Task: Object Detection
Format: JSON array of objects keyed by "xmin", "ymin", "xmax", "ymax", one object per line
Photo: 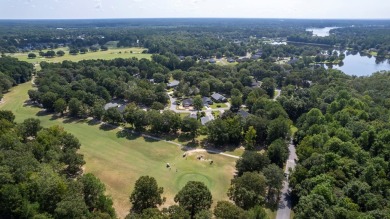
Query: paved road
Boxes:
[
  {"xmin": 276, "ymin": 140, "xmax": 297, "ymax": 219},
  {"xmin": 167, "ymin": 91, "xmax": 231, "ymax": 113}
]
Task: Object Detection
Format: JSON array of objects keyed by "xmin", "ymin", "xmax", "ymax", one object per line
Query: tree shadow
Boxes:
[
  {"xmin": 144, "ymin": 136, "xmax": 160, "ymax": 143},
  {"xmin": 99, "ymin": 123, "xmax": 118, "ymax": 131},
  {"xmin": 87, "ymin": 119, "xmax": 101, "ymax": 126},
  {"xmin": 36, "ymin": 110, "xmax": 51, "ymax": 117},
  {"xmin": 116, "ymin": 129, "xmax": 140, "ymax": 140},
  {"xmin": 63, "ymin": 117, "xmax": 88, "ymax": 124}
]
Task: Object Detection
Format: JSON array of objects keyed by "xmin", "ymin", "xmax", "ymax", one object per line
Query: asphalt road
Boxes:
[{"xmin": 276, "ymin": 140, "xmax": 297, "ymax": 219}]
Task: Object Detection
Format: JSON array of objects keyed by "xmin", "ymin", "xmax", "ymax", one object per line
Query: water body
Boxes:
[
  {"xmin": 326, "ymin": 51, "xmax": 390, "ymax": 76},
  {"xmin": 306, "ymin": 27, "xmax": 339, "ymax": 37}
]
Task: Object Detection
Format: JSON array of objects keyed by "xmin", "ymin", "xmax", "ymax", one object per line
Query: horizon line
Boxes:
[{"xmin": 0, "ymin": 17, "xmax": 390, "ymax": 21}]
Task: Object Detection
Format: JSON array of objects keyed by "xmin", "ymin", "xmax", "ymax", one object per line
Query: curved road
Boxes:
[{"xmin": 276, "ymin": 140, "xmax": 297, "ymax": 219}]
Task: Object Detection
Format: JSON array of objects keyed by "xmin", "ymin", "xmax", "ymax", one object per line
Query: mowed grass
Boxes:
[
  {"xmin": 8, "ymin": 47, "xmax": 151, "ymax": 64},
  {"xmin": 0, "ymin": 82, "xmax": 237, "ymax": 218}
]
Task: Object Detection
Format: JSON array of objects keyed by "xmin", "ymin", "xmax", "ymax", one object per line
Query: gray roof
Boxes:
[
  {"xmin": 182, "ymin": 98, "xmax": 193, "ymax": 106},
  {"xmin": 202, "ymin": 97, "xmax": 213, "ymax": 104},
  {"xmin": 201, "ymin": 115, "xmax": 214, "ymax": 125},
  {"xmin": 189, "ymin": 113, "xmax": 197, "ymax": 119},
  {"xmin": 237, "ymin": 109, "xmax": 250, "ymax": 118},
  {"xmin": 167, "ymin": 80, "xmax": 180, "ymax": 87},
  {"xmin": 104, "ymin": 102, "xmax": 119, "ymax": 110},
  {"xmin": 211, "ymin": 93, "xmax": 226, "ymax": 101}
]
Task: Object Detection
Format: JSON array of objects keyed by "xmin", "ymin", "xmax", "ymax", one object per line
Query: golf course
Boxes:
[{"xmin": 0, "ymin": 81, "xmax": 238, "ymax": 218}]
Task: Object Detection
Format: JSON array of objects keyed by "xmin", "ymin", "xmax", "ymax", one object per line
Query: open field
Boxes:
[
  {"xmin": 8, "ymin": 47, "xmax": 151, "ymax": 64},
  {"xmin": 0, "ymin": 81, "xmax": 237, "ymax": 218}
]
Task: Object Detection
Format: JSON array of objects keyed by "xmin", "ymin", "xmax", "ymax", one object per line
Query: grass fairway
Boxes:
[
  {"xmin": 8, "ymin": 47, "xmax": 151, "ymax": 64},
  {"xmin": 0, "ymin": 82, "xmax": 237, "ymax": 218}
]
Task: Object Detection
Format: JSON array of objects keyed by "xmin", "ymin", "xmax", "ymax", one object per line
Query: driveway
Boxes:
[{"xmin": 276, "ymin": 140, "xmax": 297, "ymax": 219}]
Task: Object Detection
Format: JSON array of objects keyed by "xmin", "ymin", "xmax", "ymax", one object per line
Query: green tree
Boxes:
[
  {"xmin": 247, "ymin": 206, "xmax": 269, "ymax": 219},
  {"xmin": 68, "ymin": 98, "xmax": 83, "ymax": 117},
  {"xmin": 261, "ymin": 78, "xmax": 276, "ymax": 98},
  {"xmin": 267, "ymin": 139, "xmax": 289, "ymax": 167},
  {"xmin": 263, "ymin": 164, "xmax": 284, "ymax": 206},
  {"xmin": 103, "ymin": 107, "xmax": 123, "ymax": 125},
  {"xmin": 181, "ymin": 117, "xmax": 200, "ymax": 140},
  {"xmin": 28, "ymin": 53, "xmax": 36, "ymax": 59},
  {"xmin": 18, "ymin": 118, "xmax": 42, "ymax": 141},
  {"xmin": 244, "ymin": 126, "xmax": 257, "ymax": 150},
  {"xmin": 236, "ymin": 151, "xmax": 270, "ymax": 176},
  {"xmin": 56, "ymin": 50, "xmax": 65, "ymax": 56},
  {"xmin": 40, "ymin": 92, "xmax": 58, "ymax": 112},
  {"xmin": 228, "ymin": 172, "xmax": 267, "ymax": 210},
  {"xmin": 174, "ymin": 181, "xmax": 212, "ymax": 218},
  {"xmin": 193, "ymin": 96, "xmax": 203, "ymax": 111},
  {"xmin": 267, "ymin": 117, "xmax": 290, "ymax": 143},
  {"xmin": 214, "ymin": 201, "xmax": 246, "ymax": 219},
  {"xmin": 54, "ymin": 98, "xmax": 67, "ymax": 115},
  {"xmin": 163, "ymin": 205, "xmax": 190, "ymax": 219},
  {"xmin": 130, "ymin": 176, "xmax": 165, "ymax": 213},
  {"xmin": 230, "ymin": 95, "xmax": 242, "ymax": 112},
  {"xmin": 199, "ymin": 81, "xmax": 210, "ymax": 97},
  {"xmin": 80, "ymin": 48, "xmax": 88, "ymax": 54}
]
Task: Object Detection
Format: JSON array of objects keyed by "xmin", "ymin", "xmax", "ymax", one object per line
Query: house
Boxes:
[
  {"xmin": 201, "ymin": 114, "xmax": 215, "ymax": 125},
  {"xmin": 237, "ymin": 109, "xmax": 250, "ymax": 119},
  {"xmin": 288, "ymin": 57, "xmax": 299, "ymax": 65},
  {"xmin": 251, "ymin": 54, "xmax": 261, "ymax": 60},
  {"xmin": 104, "ymin": 102, "xmax": 126, "ymax": 113},
  {"xmin": 182, "ymin": 98, "xmax": 193, "ymax": 108},
  {"xmin": 209, "ymin": 58, "xmax": 216, "ymax": 64},
  {"xmin": 227, "ymin": 58, "xmax": 235, "ymax": 63},
  {"xmin": 189, "ymin": 112, "xmax": 197, "ymax": 119},
  {"xmin": 211, "ymin": 93, "xmax": 227, "ymax": 103},
  {"xmin": 167, "ymin": 80, "xmax": 180, "ymax": 88},
  {"xmin": 202, "ymin": 97, "xmax": 213, "ymax": 106},
  {"xmin": 251, "ymin": 80, "xmax": 262, "ymax": 88}
]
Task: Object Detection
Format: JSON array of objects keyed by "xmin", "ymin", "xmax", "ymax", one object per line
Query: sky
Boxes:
[{"xmin": 0, "ymin": 0, "xmax": 389, "ymax": 19}]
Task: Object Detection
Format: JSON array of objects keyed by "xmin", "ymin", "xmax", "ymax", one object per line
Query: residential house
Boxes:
[
  {"xmin": 167, "ymin": 80, "xmax": 180, "ymax": 88},
  {"xmin": 202, "ymin": 97, "xmax": 213, "ymax": 106},
  {"xmin": 201, "ymin": 114, "xmax": 215, "ymax": 125},
  {"xmin": 104, "ymin": 102, "xmax": 126, "ymax": 113},
  {"xmin": 211, "ymin": 93, "xmax": 227, "ymax": 103},
  {"xmin": 182, "ymin": 98, "xmax": 193, "ymax": 108},
  {"xmin": 237, "ymin": 109, "xmax": 250, "ymax": 119}
]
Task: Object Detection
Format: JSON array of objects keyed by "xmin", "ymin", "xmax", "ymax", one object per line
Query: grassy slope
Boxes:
[
  {"xmin": 9, "ymin": 47, "xmax": 151, "ymax": 64},
  {"xmin": 0, "ymin": 82, "xmax": 236, "ymax": 218}
]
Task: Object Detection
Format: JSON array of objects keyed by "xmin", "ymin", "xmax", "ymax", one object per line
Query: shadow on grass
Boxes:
[
  {"xmin": 99, "ymin": 123, "xmax": 118, "ymax": 131},
  {"xmin": 36, "ymin": 110, "xmax": 51, "ymax": 117},
  {"xmin": 116, "ymin": 129, "xmax": 140, "ymax": 140},
  {"xmin": 63, "ymin": 117, "xmax": 88, "ymax": 124},
  {"xmin": 87, "ymin": 119, "xmax": 101, "ymax": 126},
  {"xmin": 144, "ymin": 137, "xmax": 159, "ymax": 143}
]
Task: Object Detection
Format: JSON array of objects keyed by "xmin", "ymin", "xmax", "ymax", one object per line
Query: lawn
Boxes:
[
  {"xmin": 0, "ymin": 82, "xmax": 237, "ymax": 218},
  {"xmin": 8, "ymin": 47, "xmax": 151, "ymax": 64}
]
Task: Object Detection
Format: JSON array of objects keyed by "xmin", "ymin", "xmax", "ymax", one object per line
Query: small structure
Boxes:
[
  {"xmin": 288, "ymin": 57, "xmax": 299, "ymax": 65},
  {"xmin": 182, "ymin": 98, "xmax": 194, "ymax": 108},
  {"xmin": 227, "ymin": 58, "xmax": 235, "ymax": 63},
  {"xmin": 189, "ymin": 112, "xmax": 197, "ymax": 119},
  {"xmin": 237, "ymin": 109, "xmax": 250, "ymax": 119},
  {"xmin": 201, "ymin": 114, "xmax": 215, "ymax": 125},
  {"xmin": 209, "ymin": 58, "xmax": 216, "ymax": 64},
  {"xmin": 211, "ymin": 93, "xmax": 227, "ymax": 103},
  {"xmin": 104, "ymin": 102, "xmax": 126, "ymax": 113},
  {"xmin": 202, "ymin": 97, "xmax": 213, "ymax": 106},
  {"xmin": 251, "ymin": 80, "xmax": 262, "ymax": 88},
  {"xmin": 167, "ymin": 80, "xmax": 180, "ymax": 88}
]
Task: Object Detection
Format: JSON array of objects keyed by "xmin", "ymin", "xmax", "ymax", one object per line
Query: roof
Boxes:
[
  {"xmin": 189, "ymin": 113, "xmax": 197, "ymax": 119},
  {"xmin": 167, "ymin": 80, "xmax": 180, "ymax": 87},
  {"xmin": 182, "ymin": 98, "xmax": 193, "ymax": 106},
  {"xmin": 211, "ymin": 93, "xmax": 226, "ymax": 101},
  {"xmin": 104, "ymin": 102, "xmax": 119, "ymax": 110},
  {"xmin": 202, "ymin": 97, "xmax": 213, "ymax": 104},
  {"xmin": 237, "ymin": 109, "xmax": 250, "ymax": 118},
  {"xmin": 209, "ymin": 58, "xmax": 216, "ymax": 63},
  {"xmin": 201, "ymin": 115, "xmax": 215, "ymax": 125}
]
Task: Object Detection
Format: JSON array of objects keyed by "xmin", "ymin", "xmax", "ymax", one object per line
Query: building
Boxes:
[
  {"xmin": 237, "ymin": 109, "xmax": 250, "ymax": 119},
  {"xmin": 189, "ymin": 112, "xmax": 197, "ymax": 119},
  {"xmin": 227, "ymin": 58, "xmax": 235, "ymax": 63},
  {"xmin": 209, "ymin": 58, "xmax": 216, "ymax": 64},
  {"xmin": 211, "ymin": 93, "xmax": 227, "ymax": 103},
  {"xmin": 201, "ymin": 114, "xmax": 215, "ymax": 125},
  {"xmin": 202, "ymin": 97, "xmax": 213, "ymax": 106},
  {"xmin": 182, "ymin": 98, "xmax": 193, "ymax": 108},
  {"xmin": 167, "ymin": 80, "xmax": 180, "ymax": 88},
  {"xmin": 104, "ymin": 102, "xmax": 126, "ymax": 113}
]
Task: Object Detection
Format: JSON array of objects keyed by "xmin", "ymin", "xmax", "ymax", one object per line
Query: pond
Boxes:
[
  {"xmin": 306, "ymin": 27, "xmax": 339, "ymax": 37},
  {"xmin": 325, "ymin": 51, "xmax": 390, "ymax": 76}
]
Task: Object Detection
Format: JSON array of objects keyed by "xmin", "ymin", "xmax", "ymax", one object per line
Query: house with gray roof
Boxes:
[
  {"xmin": 211, "ymin": 93, "xmax": 227, "ymax": 103},
  {"xmin": 201, "ymin": 114, "xmax": 215, "ymax": 125},
  {"xmin": 167, "ymin": 80, "xmax": 180, "ymax": 88}
]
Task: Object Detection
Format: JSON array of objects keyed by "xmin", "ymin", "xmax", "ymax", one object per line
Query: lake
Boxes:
[
  {"xmin": 306, "ymin": 27, "xmax": 339, "ymax": 37},
  {"xmin": 325, "ymin": 51, "xmax": 390, "ymax": 76}
]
